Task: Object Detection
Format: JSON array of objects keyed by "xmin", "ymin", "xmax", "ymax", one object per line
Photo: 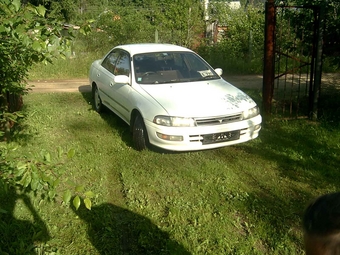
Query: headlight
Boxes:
[
  {"xmin": 242, "ymin": 106, "xmax": 260, "ymax": 120},
  {"xmin": 153, "ymin": 116, "xmax": 196, "ymax": 127}
]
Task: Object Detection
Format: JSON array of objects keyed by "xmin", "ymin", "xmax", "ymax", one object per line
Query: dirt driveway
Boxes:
[
  {"xmin": 28, "ymin": 79, "xmax": 91, "ymax": 93},
  {"xmin": 28, "ymin": 73, "xmax": 340, "ymax": 93},
  {"xmin": 28, "ymin": 75, "xmax": 264, "ymax": 93}
]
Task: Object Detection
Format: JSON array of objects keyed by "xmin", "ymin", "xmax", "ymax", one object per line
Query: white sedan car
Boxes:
[{"xmin": 89, "ymin": 43, "xmax": 261, "ymax": 151}]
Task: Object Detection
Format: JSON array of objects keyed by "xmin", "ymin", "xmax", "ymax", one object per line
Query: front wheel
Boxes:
[
  {"xmin": 93, "ymin": 85, "xmax": 103, "ymax": 113},
  {"xmin": 132, "ymin": 114, "xmax": 149, "ymax": 151}
]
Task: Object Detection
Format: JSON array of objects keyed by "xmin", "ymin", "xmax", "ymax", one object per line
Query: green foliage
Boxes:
[
  {"xmin": 276, "ymin": 0, "xmax": 340, "ymax": 69},
  {"xmin": 0, "ymin": 0, "xmax": 95, "ymax": 211},
  {"xmin": 94, "ymin": 6, "xmax": 155, "ymax": 46},
  {"xmin": 198, "ymin": 5, "xmax": 265, "ymax": 74},
  {"xmin": 0, "ymin": 144, "xmax": 94, "ymax": 209},
  {"xmin": 60, "ymin": 0, "xmax": 205, "ymax": 52},
  {"xmin": 0, "ymin": 0, "xmax": 71, "ymax": 137},
  {"xmin": 147, "ymin": 0, "xmax": 205, "ymax": 47},
  {"xmin": 24, "ymin": 0, "xmax": 79, "ymax": 21},
  {"xmin": 47, "ymin": 0, "xmax": 78, "ymax": 21}
]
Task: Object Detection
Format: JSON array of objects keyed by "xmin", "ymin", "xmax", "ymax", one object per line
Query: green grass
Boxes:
[
  {"xmin": 1, "ymin": 92, "xmax": 340, "ymax": 254},
  {"xmin": 28, "ymin": 53, "xmax": 99, "ymax": 80}
]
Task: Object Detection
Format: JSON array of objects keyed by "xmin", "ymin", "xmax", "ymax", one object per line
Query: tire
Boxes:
[
  {"xmin": 93, "ymin": 85, "xmax": 103, "ymax": 113},
  {"xmin": 132, "ymin": 114, "xmax": 149, "ymax": 151}
]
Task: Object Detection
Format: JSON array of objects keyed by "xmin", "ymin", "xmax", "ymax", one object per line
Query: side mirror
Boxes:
[
  {"xmin": 114, "ymin": 75, "xmax": 130, "ymax": 84},
  {"xmin": 214, "ymin": 68, "xmax": 223, "ymax": 76}
]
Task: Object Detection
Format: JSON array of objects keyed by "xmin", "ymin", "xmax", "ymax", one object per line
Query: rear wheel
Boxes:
[
  {"xmin": 132, "ymin": 114, "xmax": 149, "ymax": 151},
  {"xmin": 93, "ymin": 85, "xmax": 103, "ymax": 113}
]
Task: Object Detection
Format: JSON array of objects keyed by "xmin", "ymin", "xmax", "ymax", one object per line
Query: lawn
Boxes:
[{"xmin": 1, "ymin": 91, "xmax": 339, "ymax": 254}]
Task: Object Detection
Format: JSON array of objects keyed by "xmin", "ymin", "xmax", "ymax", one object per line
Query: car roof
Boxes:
[{"xmin": 115, "ymin": 43, "xmax": 193, "ymax": 56}]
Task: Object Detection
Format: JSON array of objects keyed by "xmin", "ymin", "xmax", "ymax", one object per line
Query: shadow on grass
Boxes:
[
  {"xmin": 249, "ymin": 121, "xmax": 340, "ymax": 187},
  {"xmin": 319, "ymin": 85, "xmax": 340, "ymax": 126},
  {"xmin": 72, "ymin": 202, "xmax": 191, "ymax": 255},
  {"xmin": 0, "ymin": 187, "xmax": 50, "ymax": 255},
  {"xmin": 213, "ymin": 118, "xmax": 340, "ymax": 251},
  {"xmin": 6, "ymin": 102, "xmax": 36, "ymax": 146},
  {"xmin": 80, "ymin": 92, "xmax": 135, "ymax": 148}
]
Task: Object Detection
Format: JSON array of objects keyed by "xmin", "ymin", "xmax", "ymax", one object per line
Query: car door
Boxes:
[
  {"xmin": 107, "ymin": 50, "xmax": 133, "ymax": 123},
  {"xmin": 97, "ymin": 50, "xmax": 120, "ymax": 110}
]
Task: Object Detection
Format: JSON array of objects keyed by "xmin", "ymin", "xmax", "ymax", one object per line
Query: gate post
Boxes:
[
  {"xmin": 310, "ymin": 5, "xmax": 324, "ymax": 120},
  {"xmin": 262, "ymin": 0, "xmax": 275, "ymax": 118}
]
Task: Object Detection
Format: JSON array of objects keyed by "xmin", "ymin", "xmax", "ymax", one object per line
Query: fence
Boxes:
[{"xmin": 263, "ymin": 1, "xmax": 324, "ymax": 120}]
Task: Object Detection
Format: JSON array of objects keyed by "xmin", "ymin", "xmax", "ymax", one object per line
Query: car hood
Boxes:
[{"xmin": 140, "ymin": 79, "xmax": 256, "ymax": 117}]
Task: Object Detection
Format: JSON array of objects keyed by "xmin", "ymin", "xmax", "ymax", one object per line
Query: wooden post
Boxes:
[{"xmin": 262, "ymin": 0, "xmax": 276, "ymax": 118}]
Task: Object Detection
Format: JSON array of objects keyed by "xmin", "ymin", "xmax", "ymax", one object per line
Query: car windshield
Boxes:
[{"xmin": 133, "ymin": 51, "xmax": 220, "ymax": 84}]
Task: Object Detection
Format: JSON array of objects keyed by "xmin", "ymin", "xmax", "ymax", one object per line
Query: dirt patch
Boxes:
[
  {"xmin": 28, "ymin": 79, "xmax": 91, "ymax": 93},
  {"xmin": 27, "ymin": 73, "xmax": 339, "ymax": 93},
  {"xmin": 28, "ymin": 75, "xmax": 263, "ymax": 93}
]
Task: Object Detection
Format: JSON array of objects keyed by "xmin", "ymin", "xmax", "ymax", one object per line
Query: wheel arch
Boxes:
[
  {"xmin": 130, "ymin": 109, "xmax": 142, "ymax": 132},
  {"xmin": 91, "ymin": 81, "xmax": 97, "ymax": 93}
]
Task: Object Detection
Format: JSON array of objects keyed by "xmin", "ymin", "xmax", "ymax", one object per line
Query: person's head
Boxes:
[{"xmin": 303, "ymin": 192, "xmax": 340, "ymax": 255}]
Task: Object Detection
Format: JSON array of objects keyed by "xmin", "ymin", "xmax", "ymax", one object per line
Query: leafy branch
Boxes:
[{"xmin": 0, "ymin": 145, "xmax": 94, "ymax": 210}]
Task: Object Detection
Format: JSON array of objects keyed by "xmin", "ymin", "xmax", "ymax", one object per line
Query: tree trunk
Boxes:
[{"xmin": 0, "ymin": 91, "xmax": 23, "ymax": 141}]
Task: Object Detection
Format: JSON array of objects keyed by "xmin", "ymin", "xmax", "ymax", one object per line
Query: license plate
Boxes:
[{"xmin": 202, "ymin": 131, "xmax": 240, "ymax": 145}]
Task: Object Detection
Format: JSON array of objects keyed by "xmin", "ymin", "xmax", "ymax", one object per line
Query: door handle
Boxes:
[
  {"xmin": 110, "ymin": 82, "xmax": 114, "ymax": 87},
  {"xmin": 97, "ymin": 73, "xmax": 100, "ymax": 77}
]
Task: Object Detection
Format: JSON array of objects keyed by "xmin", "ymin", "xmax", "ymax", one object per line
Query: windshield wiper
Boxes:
[
  {"xmin": 191, "ymin": 75, "xmax": 219, "ymax": 82},
  {"xmin": 156, "ymin": 79, "xmax": 181, "ymax": 84}
]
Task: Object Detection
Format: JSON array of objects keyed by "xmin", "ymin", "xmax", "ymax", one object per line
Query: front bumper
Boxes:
[{"xmin": 144, "ymin": 114, "xmax": 262, "ymax": 151}]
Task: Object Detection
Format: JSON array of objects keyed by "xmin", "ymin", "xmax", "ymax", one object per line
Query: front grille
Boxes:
[
  {"xmin": 195, "ymin": 114, "xmax": 242, "ymax": 126},
  {"xmin": 189, "ymin": 130, "xmax": 241, "ymax": 144}
]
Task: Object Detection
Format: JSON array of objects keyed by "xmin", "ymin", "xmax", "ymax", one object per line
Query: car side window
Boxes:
[
  {"xmin": 115, "ymin": 52, "xmax": 131, "ymax": 76},
  {"xmin": 101, "ymin": 51, "xmax": 119, "ymax": 74}
]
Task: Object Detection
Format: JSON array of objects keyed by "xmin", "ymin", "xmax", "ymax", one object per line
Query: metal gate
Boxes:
[{"xmin": 263, "ymin": 1, "xmax": 324, "ymax": 120}]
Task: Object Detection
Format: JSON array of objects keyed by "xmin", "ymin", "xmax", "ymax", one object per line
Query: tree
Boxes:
[
  {"xmin": 201, "ymin": 1, "xmax": 264, "ymax": 73},
  {"xmin": 0, "ymin": 0, "xmax": 93, "ymax": 209},
  {"xmin": 22, "ymin": 0, "xmax": 79, "ymax": 21},
  {"xmin": 146, "ymin": 0, "xmax": 205, "ymax": 47},
  {"xmin": 0, "ymin": 0, "xmax": 68, "ymax": 137},
  {"xmin": 77, "ymin": 0, "xmax": 205, "ymax": 50}
]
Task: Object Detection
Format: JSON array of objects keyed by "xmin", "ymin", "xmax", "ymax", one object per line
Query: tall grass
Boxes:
[
  {"xmin": 1, "ymin": 91, "xmax": 339, "ymax": 254},
  {"xmin": 29, "ymin": 34, "xmax": 107, "ymax": 80},
  {"xmin": 197, "ymin": 43, "xmax": 264, "ymax": 75}
]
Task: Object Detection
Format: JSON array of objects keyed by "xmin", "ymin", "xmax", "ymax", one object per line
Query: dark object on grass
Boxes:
[{"xmin": 303, "ymin": 192, "xmax": 340, "ymax": 255}]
